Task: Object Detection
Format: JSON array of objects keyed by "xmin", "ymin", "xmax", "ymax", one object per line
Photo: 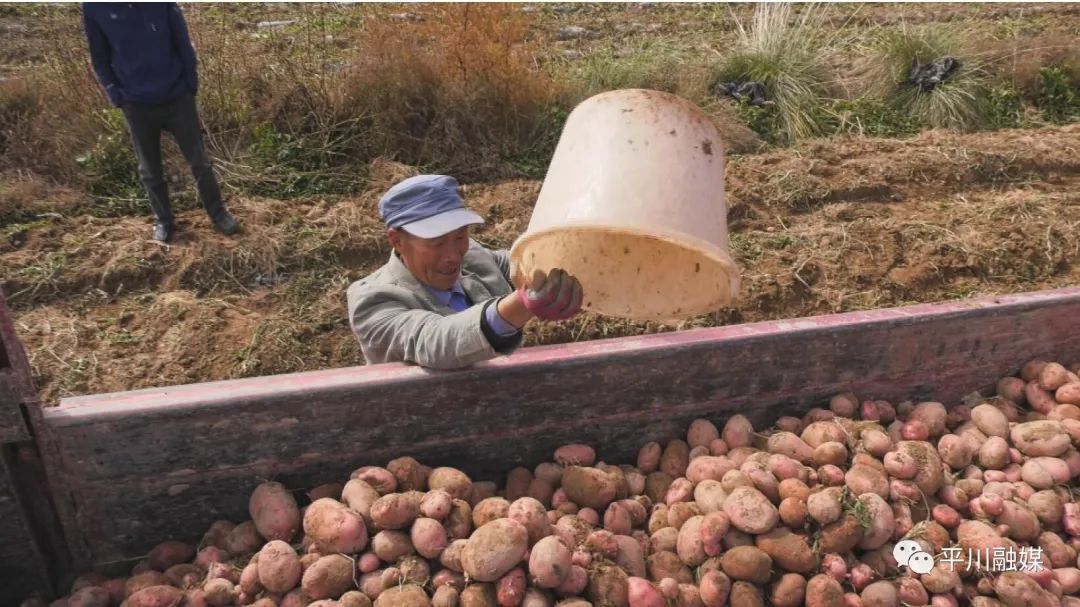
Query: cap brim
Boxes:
[{"xmin": 401, "ymin": 209, "xmax": 485, "ymax": 239}]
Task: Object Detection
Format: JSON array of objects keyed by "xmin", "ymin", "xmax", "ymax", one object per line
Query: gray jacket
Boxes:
[{"xmin": 346, "ymin": 240, "xmax": 523, "ymax": 369}]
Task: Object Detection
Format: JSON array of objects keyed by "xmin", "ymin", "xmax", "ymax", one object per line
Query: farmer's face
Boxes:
[{"xmin": 389, "ymin": 226, "xmax": 470, "ymax": 291}]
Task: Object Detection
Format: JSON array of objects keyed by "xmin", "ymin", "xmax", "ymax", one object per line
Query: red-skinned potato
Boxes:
[
  {"xmin": 729, "ymin": 580, "xmax": 765, "ymax": 606},
  {"xmin": 194, "ymin": 546, "xmax": 229, "ymax": 571},
  {"xmin": 418, "ymin": 489, "xmax": 453, "ymax": 521},
  {"xmin": 407, "ymin": 517, "xmax": 447, "ymax": 560},
  {"xmin": 554, "ymin": 444, "xmax": 596, "ymax": 467},
  {"xmin": 1057, "ymin": 383, "xmax": 1080, "ymax": 405},
  {"xmin": 460, "ymin": 518, "xmax": 528, "ymax": 583},
  {"xmin": 1026, "ymin": 382, "xmax": 1059, "ymax": 415},
  {"xmin": 126, "ymin": 572, "xmax": 169, "ymax": 598},
  {"xmin": 768, "ymin": 573, "xmax": 806, "ymax": 607},
  {"xmin": 495, "ymin": 567, "xmax": 527, "ymax": 606},
  {"xmin": 860, "ymin": 581, "xmax": 898, "ymax": 607},
  {"xmin": 561, "ymin": 466, "xmax": 618, "ymax": 510},
  {"xmin": 720, "ymin": 546, "xmax": 772, "ymax": 584},
  {"xmin": 724, "ymin": 487, "xmax": 779, "ymax": 535},
  {"xmin": 301, "ymin": 554, "xmax": 355, "ymax": 600},
  {"xmin": 555, "ymin": 565, "xmax": 588, "ymax": 597},
  {"xmin": 341, "ymin": 480, "xmax": 381, "ymax": 524},
  {"xmin": 125, "ymin": 586, "xmax": 185, "ymax": 607},
  {"xmin": 999, "ymin": 377, "xmax": 1027, "ymax": 404},
  {"xmin": 805, "ymin": 574, "xmax": 844, "ymax": 607},
  {"xmin": 660, "ymin": 440, "xmax": 690, "ymax": 479},
  {"xmin": 239, "ymin": 562, "xmax": 261, "ymax": 596},
  {"xmin": 249, "ymin": 482, "xmax": 301, "ymax": 543},
  {"xmin": 372, "ymin": 584, "xmax": 428, "ymax": 607},
  {"xmin": 688, "ymin": 419, "xmax": 721, "ymax": 449},
  {"xmin": 428, "ymin": 467, "xmax": 472, "ymax": 501},
  {"xmin": 386, "ymin": 457, "xmax": 426, "ymax": 492},
  {"xmin": 200, "ymin": 521, "xmax": 235, "ymax": 552},
  {"xmin": 994, "ymin": 572, "xmax": 1056, "ymax": 606},
  {"xmin": 369, "ymin": 493, "xmax": 420, "ymax": 530},
  {"xmin": 304, "ymin": 499, "xmax": 368, "ymax": 554},
  {"xmin": 807, "ymin": 488, "xmax": 843, "ymax": 526},
  {"xmin": 723, "ymin": 416, "xmax": 754, "ymax": 449},
  {"xmin": 801, "ymin": 422, "xmax": 847, "ymax": 449},
  {"xmin": 224, "ymin": 521, "xmax": 263, "ymax": 558},
  {"xmin": 637, "ymin": 442, "xmax": 662, "ymax": 474},
  {"xmin": 1039, "ymin": 363, "xmax": 1070, "ymax": 391},
  {"xmin": 163, "ymin": 564, "xmax": 203, "ymax": 589},
  {"xmin": 147, "ymin": 541, "xmax": 195, "ymax": 572},
  {"xmin": 258, "ymin": 540, "xmax": 302, "ymax": 594},
  {"xmin": 910, "ymin": 402, "xmax": 947, "ymax": 436},
  {"xmin": 350, "ymin": 467, "xmax": 397, "ymax": 495},
  {"xmin": 768, "ymin": 432, "xmax": 814, "ymax": 464}
]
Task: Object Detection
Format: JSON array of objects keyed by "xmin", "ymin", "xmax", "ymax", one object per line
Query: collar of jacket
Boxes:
[{"xmin": 386, "ymin": 249, "xmax": 496, "ymax": 311}]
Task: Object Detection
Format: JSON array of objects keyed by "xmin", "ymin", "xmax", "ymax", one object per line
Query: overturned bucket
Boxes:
[{"xmin": 510, "ymin": 89, "xmax": 741, "ymax": 322}]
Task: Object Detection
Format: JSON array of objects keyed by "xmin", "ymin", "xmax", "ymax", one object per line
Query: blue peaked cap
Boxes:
[{"xmin": 378, "ymin": 174, "xmax": 484, "ymax": 238}]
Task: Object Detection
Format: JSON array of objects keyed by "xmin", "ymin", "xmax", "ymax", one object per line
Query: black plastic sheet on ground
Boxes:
[
  {"xmin": 711, "ymin": 79, "xmax": 773, "ymax": 107},
  {"xmin": 908, "ymin": 56, "xmax": 961, "ymax": 92}
]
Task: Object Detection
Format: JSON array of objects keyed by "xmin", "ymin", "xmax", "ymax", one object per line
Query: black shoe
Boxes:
[
  {"xmin": 212, "ymin": 211, "xmax": 240, "ymax": 236},
  {"xmin": 152, "ymin": 223, "xmax": 175, "ymax": 242}
]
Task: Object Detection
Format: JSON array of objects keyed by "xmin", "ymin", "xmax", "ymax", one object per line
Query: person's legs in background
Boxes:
[
  {"xmin": 167, "ymin": 94, "xmax": 239, "ymax": 235},
  {"xmin": 122, "ymin": 103, "xmax": 175, "ymax": 242}
]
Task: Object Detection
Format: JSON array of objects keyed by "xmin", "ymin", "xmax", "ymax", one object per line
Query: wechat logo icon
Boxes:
[{"xmin": 894, "ymin": 539, "xmax": 934, "ymax": 575}]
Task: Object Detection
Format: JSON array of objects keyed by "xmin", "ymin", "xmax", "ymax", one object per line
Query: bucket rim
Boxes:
[
  {"xmin": 508, "ymin": 222, "xmax": 742, "ymax": 321},
  {"xmin": 510, "ymin": 222, "xmax": 740, "ymax": 274}
]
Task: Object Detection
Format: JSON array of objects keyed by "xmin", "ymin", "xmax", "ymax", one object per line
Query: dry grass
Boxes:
[
  {"xmin": 709, "ymin": 3, "xmax": 842, "ymax": 143},
  {"xmin": 330, "ymin": 4, "xmax": 566, "ymax": 179},
  {"xmin": 989, "ymin": 34, "xmax": 1080, "ymax": 101},
  {"xmin": 0, "ymin": 4, "xmax": 566, "ymax": 204},
  {"xmin": 0, "ymin": 12, "xmax": 102, "ymax": 183},
  {"xmin": 863, "ymin": 24, "xmax": 996, "ymax": 131},
  {"xmin": 2, "ymin": 2, "xmax": 1079, "ymax": 203}
]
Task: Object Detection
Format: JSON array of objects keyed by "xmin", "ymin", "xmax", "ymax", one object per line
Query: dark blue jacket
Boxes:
[{"xmin": 82, "ymin": 3, "xmax": 198, "ymax": 107}]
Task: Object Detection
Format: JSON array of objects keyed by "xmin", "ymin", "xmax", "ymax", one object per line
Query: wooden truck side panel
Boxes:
[{"xmin": 40, "ymin": 287, "xmax": 1080, "ymax": 571}]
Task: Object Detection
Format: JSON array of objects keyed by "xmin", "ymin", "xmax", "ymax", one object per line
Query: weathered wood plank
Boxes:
[
  {"xmin": 0, "ymin": 449, "xmax": 54, "ymax": 605},
  {"xmin": 43, "ymin": 287, "xmax": 1080, "ymax": 569},
  {"xmin": 0, "ymin": 288, "xmax": 32, "ymax": 443},
  {"xmin": 0, "ymin": 370, "xmax": 30, "ymax": 443},
  {"xmin": 0, "ymin": 290, "xmax": 74, "ymax": 605},
  {"xmin": 0, "ymin": 291, "xmax": 35, "ymax": 403},
  {"xmin": 0, "ymin": 443, "xmax": 74, "ymax": 606}
]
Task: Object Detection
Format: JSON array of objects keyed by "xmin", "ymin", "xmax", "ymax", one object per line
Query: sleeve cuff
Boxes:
[
  {"xmin": 479, "ymin": 298, "xmax": 523, "ymax": 355},
  {"xmin": 483, "ymin": 299, "xmax": 519, "ymax": 337}
]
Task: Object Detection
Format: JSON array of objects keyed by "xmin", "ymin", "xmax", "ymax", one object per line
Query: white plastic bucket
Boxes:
[{"xmin": 510, "ymin": 89, "xmax": 741, "ymax": 322}]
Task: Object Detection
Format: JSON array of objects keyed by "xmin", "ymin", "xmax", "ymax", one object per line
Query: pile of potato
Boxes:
[{"xmin": 35, "ymin": 359, "xmax": 1080, "ymax": 607}]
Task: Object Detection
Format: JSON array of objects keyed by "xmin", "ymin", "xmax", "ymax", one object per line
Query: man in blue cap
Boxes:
[
  {"xmin": 347, "ymin": 175, "xmax": 584, "ymax": 369},
  {"xmin": 82, "ymin": 3, "xmax": 239, "ymax": 242}
]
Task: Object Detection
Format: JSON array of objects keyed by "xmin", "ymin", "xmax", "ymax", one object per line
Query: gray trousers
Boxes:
[{"xmin": 121, "ymin": 94, "xmax": 225, "ymax": 226}]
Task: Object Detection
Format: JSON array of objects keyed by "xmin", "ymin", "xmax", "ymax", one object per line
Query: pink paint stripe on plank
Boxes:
[{"xmin": 46, "ymin": 286, "xmax": 1080, "ymax": 422}]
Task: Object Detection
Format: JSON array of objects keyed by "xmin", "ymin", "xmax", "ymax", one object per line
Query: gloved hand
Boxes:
[{"xmin": 517, "ymin": 268, "xmax": 583, "ymax": 321}]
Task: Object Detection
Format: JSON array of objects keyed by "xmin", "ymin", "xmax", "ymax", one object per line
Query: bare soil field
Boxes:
[{"xmin": 1, "ymin": 3, "xmax": 1079, "ymax": 404}]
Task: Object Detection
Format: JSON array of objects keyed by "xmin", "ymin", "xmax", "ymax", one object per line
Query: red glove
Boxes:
[{"xmin": 517, "ymin": 269, "xmax": 583, "ymax": 321}]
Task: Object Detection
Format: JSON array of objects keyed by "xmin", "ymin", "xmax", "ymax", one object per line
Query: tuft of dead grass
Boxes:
[
  {"xmin": 709, "ymin": 3, "xmax": 841, "ymax": 144},
  {"xmin": 332, "ymin": 4, "xmax": 566, "ymax": 180},
  {"xmin": 864, "ymin": 24, "xmax": 997, "ymax": 131},
  {"xmin": 986, "ymin": 34, "xmax": 1080, "ymax": 102}
]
